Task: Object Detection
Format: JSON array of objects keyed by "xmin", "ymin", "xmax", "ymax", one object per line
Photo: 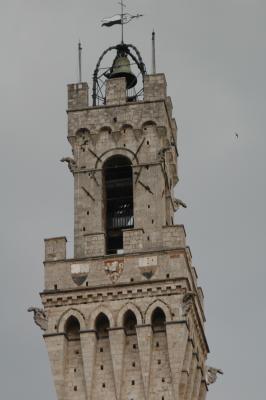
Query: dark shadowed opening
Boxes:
[
  {"xmin": 123, "ymin": 310, "xmax": 137, "ymax": 335},
  {"xmin": 65, "ymin": 316, "xmax": 80, "ymax": 340},
  {"xmin": 151, "ymin": 307, "xmax": 166, "ymax": 332},
  {"xmin": 103, "ymin": 155, "xmax": 133, "ymax": 254},
  {"xmin": 95, "ymin": 313, "xmax": 110, "ymax": 338}
]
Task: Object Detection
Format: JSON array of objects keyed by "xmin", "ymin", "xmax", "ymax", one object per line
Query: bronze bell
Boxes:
[{"xmin": 109, "ymin": 54, "xmax": 137, "ymax": 89}]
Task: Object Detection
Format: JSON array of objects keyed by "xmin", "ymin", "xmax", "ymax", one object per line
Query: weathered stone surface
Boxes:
[{"xmin": 36, "ymin": 73, "xmax": 211, "ymax": 400}]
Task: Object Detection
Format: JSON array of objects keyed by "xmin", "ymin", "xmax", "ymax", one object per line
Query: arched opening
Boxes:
[
  {"xmin": 95, "ymin": 313, "xmax": 110, "ymax": 338},
  {"xmin": 123, "ymin": 310, "xmax": 137, "ymax": 335},
  {"xmin": 103, "ymin": 155, "xmax": 134, "ymax": 254},
  {"xmin": 151, "ymin": 308, "xmax": 166, "ymax": 332},
  {"xmin": 65, "ymin": 316, "xmax": 80, "ymax": 340}
]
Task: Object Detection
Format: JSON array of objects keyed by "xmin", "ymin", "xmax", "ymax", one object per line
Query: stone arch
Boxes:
[
  {"xmin": 117, "ymin": 303, "xmax": 143, "ymax": 327},
  {"xmin": 145, "ymin": 299, "xmax": 172, "ymax": 324},
  {"xmin": 75, "ymin": 128, "xmax": 91, "ymax": 146},
  {"xmin": 95, "ymin": 148, "xmax": 139, "ymax": 169},
  {"xmin": 99, "ymin": 126, "xmax": 112, "ymax": 134},
  {"xmin": 57, "ymin": 308, "xmax": 86, "ymax": 332},
  {"xmin": 76, "ymin": 127, "xmax": 90, "ymax": 136},
  {"xmin": 88, "ymin": 305, "xmax": 115, "ymax": 330},
  {"xmin": 142, "ymin": 120, "xmax": 157, "ymax": 130},
  {"xmin": 121, "ymin": 123, "xmax": 133, "ymax": 133}
]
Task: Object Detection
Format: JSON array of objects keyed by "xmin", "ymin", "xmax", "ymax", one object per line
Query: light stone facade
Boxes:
[{"xmin": 38, "ymin": 72, "xmax": 210, "ymax": 400}]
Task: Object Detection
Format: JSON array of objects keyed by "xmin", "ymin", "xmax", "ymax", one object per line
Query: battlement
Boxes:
[
  {"xmin": 144, "ymin": 74, "xmax": 167, "ymax": 101},
  {"xmin": 44, "ymin": 237, "xmax": 67, "ymax": 261},
  {"xmin": 68, "ymin": 82, "xmax": 89, "ymax": 110},
  {"xmin": 67, "ymin": 74, "xmax": 167, "ymax": 111}
]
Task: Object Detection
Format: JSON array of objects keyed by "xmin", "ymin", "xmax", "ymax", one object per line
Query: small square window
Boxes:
[
  {"xmin": 74, "ymin": 386, "xmax": 77, "ymax": 391},
  {"xmin": 162, "ymin": 378, "xmax": 165, "ymax": 383},
  {"xmin": 100, "ymin": 365, "xmax": 104, "ymax": 370},
  {"xmin": 102, "ymin": 383, "xmax": 106, "ymax": 388},
  {"xmin": 132, "ymin": 362, "xmax": 135, "ymax": 367},
  {"xmin": 100, "ymin": 348, "xmax": 103, "ymax": 352},
  {"xmin": 133, "ymin": 344, "xmax": 137, "ymax": 349},
  {"xmin": 158, "ymin": 360, "xmax": 161, "ymax": 365},
  {"xmin": 156, "ymin": 342, "xmax": 160, "ymax": 348},
  {"xmin": 131, "ymin": 380, "xmax": 135, "ymax": 386}
]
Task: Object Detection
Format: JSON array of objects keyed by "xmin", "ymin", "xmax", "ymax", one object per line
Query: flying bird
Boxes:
[{"xmin": 235, "ymin": 132, "xmax": 239, "ymax": 139}]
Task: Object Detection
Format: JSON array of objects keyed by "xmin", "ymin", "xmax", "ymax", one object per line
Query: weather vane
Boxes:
[{"xmin": 101, "ymin": 0, "xmax": 143, "ymax": 43}]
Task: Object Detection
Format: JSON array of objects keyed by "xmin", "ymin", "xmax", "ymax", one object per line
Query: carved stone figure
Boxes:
[
  {"xmin": 181, "ymin": 291, "xmax": 196, "ymax": 316},
  {"xmin": 28, "ymin": 307, "xmax": 48, "ymax": 331},
  {"xmin": 60, "ymin": 157, "xmax": 76, "ymax": 173},
  {"xmin": 206, "ymin": 366, "xmax": 224, "ymax": 385},
  {"xmin": 173, "ymin": 198, "xmax": 187, "ymax": 211}
]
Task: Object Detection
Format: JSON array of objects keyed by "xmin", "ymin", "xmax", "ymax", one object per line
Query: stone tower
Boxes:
[{"xmin": 29, "ymin": 39, "xmax": 221, "ymax": 400}]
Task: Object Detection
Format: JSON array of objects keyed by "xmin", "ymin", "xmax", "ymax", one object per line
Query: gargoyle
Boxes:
[
  {"xmin": 28, "ymin": 307, "xmax": 48, "ymax": 331},
  {"xmin": 173, "ymin": 198, "xmax": 187, "ymax": 211},
  {"xmin": 61, "ymin": 157, "xmax": 76, "ymax": 173},
  {"xmin": 181, "ymin": 291, "xmax": 196, "ymax": 317},
  {"xmin": 206, "ymin": 366, "xmax": 223, "ymax": 385}
]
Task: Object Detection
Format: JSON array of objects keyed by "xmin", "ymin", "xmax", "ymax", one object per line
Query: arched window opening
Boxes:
[
  {"xmin": 95, "ymin": 313, "xmax": 110, "ymax": 339},
  {"xmin": 151, "ymin": 308, "xmax": 166, "ymax": 332},
  {"xmin": 123, "ymin": 310, "xmax": 137, "ymax": 335},
  {"xmin": 65, "ymin": 316, "xmax": 80, "ymax": 340},
  {"xmin": 103, "ymin": 155, "xmax": 134, "ymax": 254}
]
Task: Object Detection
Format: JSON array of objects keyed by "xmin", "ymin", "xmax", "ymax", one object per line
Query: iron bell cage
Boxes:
[{"xmin": 92, "ymin": 43, "xmax": 146, "ymax": 106}]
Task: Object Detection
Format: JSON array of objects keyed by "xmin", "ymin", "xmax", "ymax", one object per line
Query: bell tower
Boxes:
[{"xmin": 29, "ymin": 25, "xmax": 222, "ymax": 400}]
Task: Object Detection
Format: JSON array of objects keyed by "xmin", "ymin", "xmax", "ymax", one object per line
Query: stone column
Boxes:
[
  {"xmin": 198, "ymin": 381, "xmax": 208, "ymax": 400},
  {"xmin": 109, "ymin": 328, "xmax": 126, "ymax": 400},
  {"xmin": 166, "ymin": 321, "xmax": 189, "ymax": 399},
  {"xmin": 44, "ymin": 333, "xmax": 67, "ymax": 400},
  {"xmin": 191, "ymin": 367, "xmax": 202, "ymax": 400},
  {"xmin": 185, "ymin": 352, "xmax": 198, "ymax": 400},
  {"xmin": 80, "ymin": 330, "xmax": 97, "ymax": 400},
  {"xmin": 136, "ymin": 325, "xmax": 153, "ymax": 400},
  {"xmin": 179, "ymin": 339, "xmax": 193, "ymax": 400}
]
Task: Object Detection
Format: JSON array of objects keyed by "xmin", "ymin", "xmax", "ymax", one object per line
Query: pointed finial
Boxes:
[
  {"xmin": 152, "ymin": 30, "xmax": 156, "ymax": 74},
  {"xmin": 78, "ymin": 41, "xmax": 82, "ymax": 83}
]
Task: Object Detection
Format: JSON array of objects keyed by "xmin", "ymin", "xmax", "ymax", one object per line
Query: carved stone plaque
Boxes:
[
  {"xmin": 71, "ymin": 263, "xmax": 90, "ymax": 286},
  {"xmin": 104, "ymin": 260, "xmax": 124, "ymax": 283},
  {"xmin": 138, "ymin": 256, "xmax": 158, "ymax": 279}
]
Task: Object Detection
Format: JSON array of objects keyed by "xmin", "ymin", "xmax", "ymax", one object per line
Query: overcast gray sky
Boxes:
[{"xmin": 0, "ymin": 0, "xmax": 265, "ymax": 399}]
